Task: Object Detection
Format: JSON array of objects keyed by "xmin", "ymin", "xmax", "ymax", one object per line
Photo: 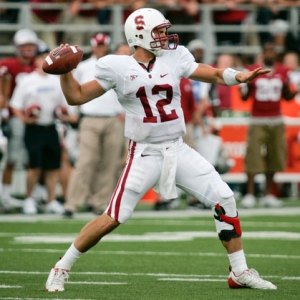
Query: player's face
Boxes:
[
  {"xmin": 153, "ymin": 26, "xmax": 167, "ymax": 48},
  {"xmin": 263, "ymin": 45, "xmax": 277, "ymax": 66},
  {"xmin": 93, "ymin": 44, "xmax": 110, "ymax": 59},
  {"xmin": 17, "ymin": 43, "xmax": 37, "ymax": 59},
  {"xmin": 217, "ymin": 54, "xmax": 233, "ymax": 69},
  {"xmin": 192, "ymin": 48, "xmax": 204, "ymax": 63},
  {"xmin": 283, "ymin": 53, "xmax": 299, "ymax": 71}
]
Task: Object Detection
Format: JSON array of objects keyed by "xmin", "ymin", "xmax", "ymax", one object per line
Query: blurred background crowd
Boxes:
[
  {"xmin": 0, "ymin": 0, "xmax": 300, "ymax": 215},
  {"xmin": 1, "ymin": 1, "xmax": 300, "ymax": 59}
]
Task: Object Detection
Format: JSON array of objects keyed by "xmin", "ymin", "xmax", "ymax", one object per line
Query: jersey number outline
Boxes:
[{"xmin": 136, "ymin": 84, "xmax": 179, "ymax": 123}]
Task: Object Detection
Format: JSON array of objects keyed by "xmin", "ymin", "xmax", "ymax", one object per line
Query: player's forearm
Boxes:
[
  {"xmin": 0, "ymin": 77, "xmax": 11, "ymax": 108},
  {"xmin": 60, "ymin": 72, "xmax": 85, "ymax": 106},
  {"xmin": 10, "ymin": 107, "xmax": 25, "ymax": 123},
  {"xmin": 189, "ymin": 64, "xmax": 226, "ymax": 85},
  {"xmin": 60, "ymin": 73, "xmax": 106, "ymax": 106},
  {"xmin": 0, "ymin": 94, "xmax": 4, "ymax": 109}
]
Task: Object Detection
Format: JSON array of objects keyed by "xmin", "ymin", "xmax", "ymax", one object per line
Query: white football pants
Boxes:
[{"xmin": 105, "ymin": 137, "xmax": 234, "ymax": 223}]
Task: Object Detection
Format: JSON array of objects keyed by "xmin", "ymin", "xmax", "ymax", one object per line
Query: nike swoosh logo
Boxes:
[
  {"xmin": 160, "ymin": 73, "xmax": 168, "ymax": 78},
  {"xmin": 52, "ymin": 47, "xmax": 64, "ymax": 57},
  {"xmin": 141, "ymin": 154, "xmax": 151, "ymax": 157}
]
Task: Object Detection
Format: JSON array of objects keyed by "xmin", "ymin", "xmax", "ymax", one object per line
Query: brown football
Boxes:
[{"xmin": 42, "ymin": 45, "xmax": 83, "ymax": 75}]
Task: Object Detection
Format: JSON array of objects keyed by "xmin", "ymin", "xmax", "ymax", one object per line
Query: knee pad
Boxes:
[{"xmin": 214, "ymin": 197, "xmax": 242, "ymax": 242}]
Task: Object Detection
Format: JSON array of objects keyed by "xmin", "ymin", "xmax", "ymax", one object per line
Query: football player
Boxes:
[
  {"xmin": 46, "ymin": 8, "xmax": 276, "ymax": 292},
  {"xmin": 0, "ymin": 28, "xmax": 38, "ymax": 211},
  {"xmin": 10, "ymin": 40, "xmax": 77, "ymax": 215},
  {"xmin": 240, "ymin": 42, "xmax": 299, "ymax": 208}
]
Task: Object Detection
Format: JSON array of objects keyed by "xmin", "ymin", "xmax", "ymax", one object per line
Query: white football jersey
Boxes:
[
  {"xmin": 10, "ymin": 72, "xmax": 68, "ymax": 125},
  {"xmin": 94, "ymin": 46, "xmax": 198, "ymax": 143}
]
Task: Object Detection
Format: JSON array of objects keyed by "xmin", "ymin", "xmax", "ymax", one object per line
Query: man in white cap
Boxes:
[{"xmin": 0, "ymin": 29, "xmax": 38, "ymax": 211}]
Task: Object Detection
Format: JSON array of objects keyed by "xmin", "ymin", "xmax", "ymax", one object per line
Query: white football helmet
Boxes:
[
  {"xmin": 124, "ymin": 8, "xmax": 178, "ymax": 56},
  {"xmin": 13, "ymin": 28, "xmax": 38, "ymax": 59}
]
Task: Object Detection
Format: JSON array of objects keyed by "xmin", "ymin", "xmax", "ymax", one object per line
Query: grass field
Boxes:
[{"xmin": 0, "ymin": 200, "xmax": 300, "ymax": 300}]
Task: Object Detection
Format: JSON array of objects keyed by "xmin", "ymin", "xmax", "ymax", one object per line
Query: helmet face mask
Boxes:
[
  {"xmin": 149, "ymin": 24, "xmax": 178, "ymax": 51},
  {"xmin": 125, "ymin": 8, "xmax": 179, "ymax": 56}
]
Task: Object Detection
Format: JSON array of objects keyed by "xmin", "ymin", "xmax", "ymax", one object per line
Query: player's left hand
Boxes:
[{"xmin": 236, "ymin": 67, "xmax": 271, "ymax": 83}]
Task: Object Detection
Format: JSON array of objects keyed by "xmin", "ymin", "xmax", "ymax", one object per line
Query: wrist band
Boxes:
[{"xmin": 223, "ymin": 68, "xmax": 241, "ymax": 86}]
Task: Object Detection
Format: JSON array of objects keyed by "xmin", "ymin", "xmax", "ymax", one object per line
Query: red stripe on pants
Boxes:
[{"xmin": 107, "ymin": 140, "xmax": 136, "ymax": 221}]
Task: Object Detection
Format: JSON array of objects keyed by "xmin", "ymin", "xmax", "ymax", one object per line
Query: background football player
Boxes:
[{"xmin": 0, "ymin": 28, "xmax": 38, "ymax": 211}]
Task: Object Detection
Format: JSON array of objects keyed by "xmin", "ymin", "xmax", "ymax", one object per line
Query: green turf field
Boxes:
[{"xmin": 0, "ymin": 202, "xmax": 300, "ymax": 300}]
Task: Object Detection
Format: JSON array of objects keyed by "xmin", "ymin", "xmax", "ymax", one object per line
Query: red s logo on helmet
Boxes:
[{"xmin": 134, "ymin": 15, "xmax": 145, "ymax": 30}]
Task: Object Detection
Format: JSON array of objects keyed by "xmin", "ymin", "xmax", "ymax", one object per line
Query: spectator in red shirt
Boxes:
[
  {"xmin": 240, "ymin": 42, "xmax": 298, "ymax": 208},
  {"xmin": 209, "ymin": 54, "xmax": 236, "ymax": 116}
]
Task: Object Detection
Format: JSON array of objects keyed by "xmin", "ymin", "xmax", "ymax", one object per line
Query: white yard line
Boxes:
[
  {"xmin": 0, "ymin": 207, "xmax": 300, "ymax": 222},
  {"xmin": 7, "ymin": 231, "xmax": 300, "ymax": 244},
  {"xmin": 0, "ymin": 220, "xmax": 299, "ymax": 233},
  {"xmin": 1, "ymin": 248, "xmax": 300, "ymax": 259},
  {"xmin": 67, "ymin": 281, "xmax": 127, "ymax": 285},
  {"xmin": 0, "ymin": 270, "xmax": 299, "ymax": 280},
  {"xmin": 158, "ymin": 278, "xmax": 227, "ymax": 282}
]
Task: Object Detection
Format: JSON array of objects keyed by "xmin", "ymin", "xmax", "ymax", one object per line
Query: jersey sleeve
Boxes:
[
  {"xmin": 9, "ymin": 79, "xmax": 27, "ymax": 110},
  {"xmin": 94, "ymin": 55, "xmax": 117, "ymax": 91},
  {"xmin": 177, "ymin": 46, "xmax": 198, "ymax": 78}
]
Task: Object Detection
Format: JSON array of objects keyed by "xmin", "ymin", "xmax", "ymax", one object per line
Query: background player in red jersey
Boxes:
[
  {"xmin": 0, "ymin": 28, "xmax": 38, "ymax": 211},
  {"xmin": 240, "ymin": 42, "xmax": 299, "ymax": 208}
]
